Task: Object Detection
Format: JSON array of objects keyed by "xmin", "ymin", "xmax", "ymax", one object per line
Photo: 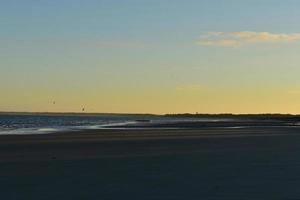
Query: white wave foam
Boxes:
[
  {"xmin": 38, "ymin": 128, "xmax": 59, "ymax": 132},
  {"xmin": 99, "ymin": 121, "xmax": 138, "ymax": 128}
]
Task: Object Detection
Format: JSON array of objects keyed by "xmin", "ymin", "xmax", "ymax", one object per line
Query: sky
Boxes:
[{"xmin": 1, "ymin": 0, "xmax": 300, "ymax": 114}]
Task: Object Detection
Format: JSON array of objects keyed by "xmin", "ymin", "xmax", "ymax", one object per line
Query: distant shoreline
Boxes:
[{"xmin": 1, "ymin": 111, "xmax": 300, "ymax": 118}]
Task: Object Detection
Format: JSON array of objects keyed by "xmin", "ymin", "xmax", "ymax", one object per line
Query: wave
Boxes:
[{"xmin": 0, "ymin": 120, "xmax": 140, "ymax": 135}]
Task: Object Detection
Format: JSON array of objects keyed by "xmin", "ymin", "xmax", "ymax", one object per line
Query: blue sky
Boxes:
[
  {"xmin": 1, "ymin": 0, "xmax": 300, "ymax": 113},
  {"xmin": 2, "ymin": 0, "xmax": 299, "ymax": 40}
]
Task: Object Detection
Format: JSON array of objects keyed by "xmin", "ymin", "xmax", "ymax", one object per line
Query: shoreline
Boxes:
[{"xmin": 1, "ymin": 125, "xmax": 300, "ymax": 140}]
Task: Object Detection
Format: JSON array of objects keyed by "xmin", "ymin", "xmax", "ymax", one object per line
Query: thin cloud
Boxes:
[
  {"xmin": 198, "ymin": 39, "xmax": 239, "ymax": 47},
  {"xmin": 197, "ymin": 31, "xmax": 300, "ymax": 47}
]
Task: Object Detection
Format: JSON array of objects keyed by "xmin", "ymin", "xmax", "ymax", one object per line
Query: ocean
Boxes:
[
  {"xmin": 0, "ymin": 114, "xmax": 157, "ymax": 135},
  {"xmin": 0, "ymin": 113, "xmax": 237, "ymax": 135},
  {"xmin": 1, "ymin": 113, "xmax": 298, "ymax": 135}
]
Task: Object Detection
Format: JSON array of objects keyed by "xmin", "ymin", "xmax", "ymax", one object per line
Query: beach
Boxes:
[{"xmin": 1, "ymin": 127, "xmax": 300, "ymax": 199}]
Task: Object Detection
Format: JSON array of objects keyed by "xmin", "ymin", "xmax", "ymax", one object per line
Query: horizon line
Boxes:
[{"xmin": 1, "ymin": 111, "xmax": 300, "ymax": 116}]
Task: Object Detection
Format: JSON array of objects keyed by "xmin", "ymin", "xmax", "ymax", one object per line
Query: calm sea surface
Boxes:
[
  {"xmin": 0, "ymin": 114, "xmax": 215, "ymax": 135},
  {"xmin": 1, "ymin": 114, "xmax": 296, "ymax": 135},
  {"xmin": 0, "ymin": 114, "xmax": 155, "ymax": 135}
]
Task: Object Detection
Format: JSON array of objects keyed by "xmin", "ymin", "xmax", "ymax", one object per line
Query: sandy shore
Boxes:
[{"xmin": 1, "ymin": 127, "xmax": 300, "ymax": 199}]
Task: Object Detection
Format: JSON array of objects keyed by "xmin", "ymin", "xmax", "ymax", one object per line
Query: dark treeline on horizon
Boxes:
[{"xmin": 165, "ymin": 113, "xmax": 300, "ymax": 120}]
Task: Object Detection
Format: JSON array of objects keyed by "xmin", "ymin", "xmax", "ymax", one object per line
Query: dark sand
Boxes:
[{"xmin": 1, "ymin": 127, "xmax": 300, "ymax": 199}]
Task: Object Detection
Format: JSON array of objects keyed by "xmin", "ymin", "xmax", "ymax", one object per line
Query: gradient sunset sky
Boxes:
[{"xmin": 1, "ymin": 0, "xmax": 300, "ymax": 114}]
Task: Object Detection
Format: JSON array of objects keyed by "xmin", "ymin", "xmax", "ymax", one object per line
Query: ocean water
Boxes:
[
  {"xmin": 1, "ymin": 114, "xmax": 296, "ymax": 135},
  {"xmin": 0, "ymin": 114, "xmax": 156, "ymax": 135},
  {"xmin": 0, "ymin": 114, "xmax": 235, "ymax": 135}
]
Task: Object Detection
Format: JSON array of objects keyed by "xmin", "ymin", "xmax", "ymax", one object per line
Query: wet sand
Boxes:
[{"xmin": 1, "ymin": 127, "xmax": 300, "ymax": 199}]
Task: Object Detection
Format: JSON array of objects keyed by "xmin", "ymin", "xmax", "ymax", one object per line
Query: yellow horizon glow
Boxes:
[{"xmin": 2, "ymin": 84, "xmax": 300, "ymax": 114}]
